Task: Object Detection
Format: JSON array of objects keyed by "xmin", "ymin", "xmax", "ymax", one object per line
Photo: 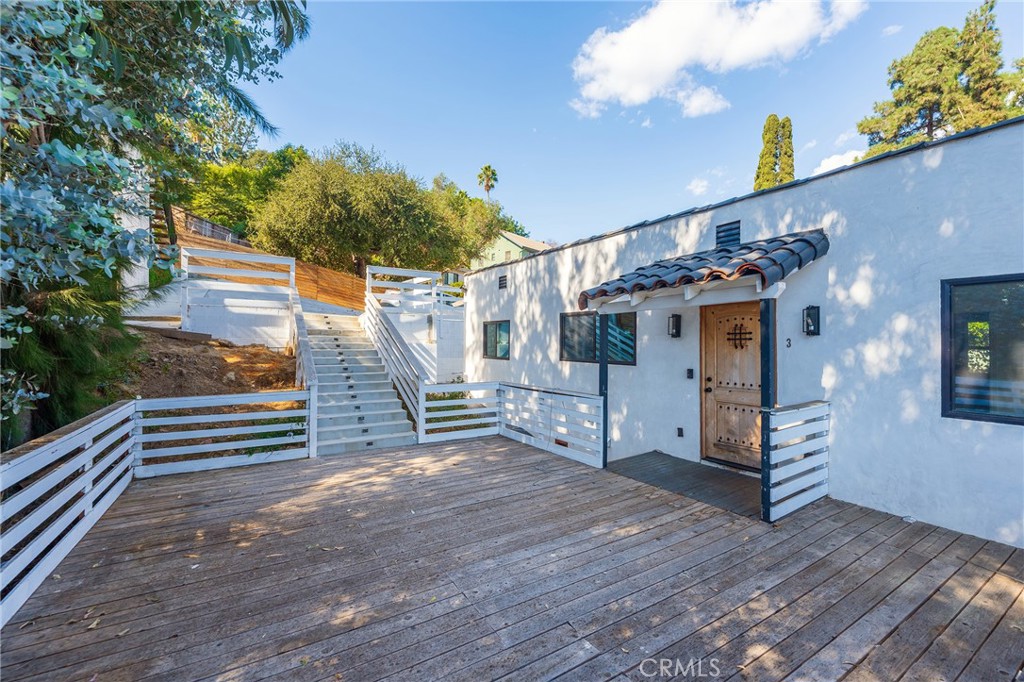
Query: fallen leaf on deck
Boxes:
[
  {"xmin": 117, "ymin": 628, "xmax": 131, "ymax": 637},
  {"xmin": 19, "ymin": 620, "xmax": 34, "ymax": 629},
  {"xmin": 145, "ymin": 596, "xmax": 161, "ymax": 603},
  {"xmin": 86, "ymin": 619, "xmax": 101, "ymax": 630}
]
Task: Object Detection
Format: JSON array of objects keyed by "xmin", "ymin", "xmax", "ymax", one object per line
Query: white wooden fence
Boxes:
[
  {"xmin": 180, "ymin": 247, "xmax": 296, "ymax": 348},
  {"xmin": 134, "ymin": 390, "xmax": 312, "ymax": 478},
  {"xmin": 418, "ymin": 382, "xmax": 500, "ymax": 443},
  {"xmin": 761, "ymin": 400, "xmax": 831, "ymax": 522},
  {"xmin": 0, "ymin": 402, "xmax": 136, "ymax": 628},
  {"xmin": 417, "ymin": 381, "xmax": 605, "ymax": 467},
  {"xmin": 366, "ymin": 266, "xmax": 462, "ymax": 313}
]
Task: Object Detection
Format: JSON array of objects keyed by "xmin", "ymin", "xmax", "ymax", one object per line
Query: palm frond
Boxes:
[{"xmin": 217, "ymin": 80, "xmax": 280, "ymax": 138}]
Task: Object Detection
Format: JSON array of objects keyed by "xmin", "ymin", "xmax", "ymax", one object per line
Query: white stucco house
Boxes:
[{"xmin": 461, "ymin": 117, "xmax": 1024, "ymax": 547}]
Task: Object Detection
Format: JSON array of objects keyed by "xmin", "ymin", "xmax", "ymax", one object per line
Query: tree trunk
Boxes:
[{"xmin": 354, "ymin": 255, "xmax": 366, "ymax": 279}]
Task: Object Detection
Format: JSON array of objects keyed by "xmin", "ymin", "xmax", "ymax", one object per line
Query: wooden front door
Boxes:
[{"xmin": 701, "ymin": 302, "xmax": 762, "ymax": 470}]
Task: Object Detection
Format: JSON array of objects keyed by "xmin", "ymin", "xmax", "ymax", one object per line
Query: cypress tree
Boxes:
[
  {"xmin": 754, "ymin": 114, "xmax": 780, "ymax": 191},
  {"xmin": 778, "ymin": 116, "xmax": 795, "ymax": 184}
]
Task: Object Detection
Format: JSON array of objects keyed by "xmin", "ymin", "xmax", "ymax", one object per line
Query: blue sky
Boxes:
[{"xmin": 249, "ymin": 1, "xmax": 1024, "ymax": 245}]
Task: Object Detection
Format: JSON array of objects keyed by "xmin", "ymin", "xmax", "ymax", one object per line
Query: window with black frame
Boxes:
[
  {"xmin": 483, "ymin": 320, "xmax": 510, "ymax": 360},
  {"xmin": 560, "ymin": 312, "xmax": 637, "ymax": 365},
  {"xmin": 942, "ymin": 274, "xmax": 1024, "ymax": 425}
]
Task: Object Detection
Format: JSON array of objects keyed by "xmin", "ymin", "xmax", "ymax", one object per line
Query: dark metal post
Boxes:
[
  {"xmin": 598, "ymin": 313, "xmax": 609, "ymax": 469},
  {"xmin": 759, "ymin": 298, "xmax": 777, "ymax": 522}
]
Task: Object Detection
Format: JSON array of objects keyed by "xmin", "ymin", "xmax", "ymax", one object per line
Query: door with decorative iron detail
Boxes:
[{"xmin": 700, "ymin": 302, "xmax": 761, "ymax": 470}]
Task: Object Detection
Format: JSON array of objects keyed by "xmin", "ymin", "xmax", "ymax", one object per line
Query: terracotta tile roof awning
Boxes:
[{"xmin": 577, "ymin": 229, "xmax": 830, "ymax": 310}]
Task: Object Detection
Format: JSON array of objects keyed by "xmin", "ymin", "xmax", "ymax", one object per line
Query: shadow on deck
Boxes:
[
  {"xmin": 2, "ymin": 436, "xmax": 1021, "ymax": 681},
  {"xmin": 609, "ymin": 451, "xmax": 761, "ymax": 518}
]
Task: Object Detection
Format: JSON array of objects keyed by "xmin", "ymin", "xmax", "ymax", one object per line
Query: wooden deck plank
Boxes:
[
  {"xmin": 900, "ymin": 568, "xmax": 1023, "ymax": 681},
  {"xmin": 1, "ymin": 435, "xmax": 1019, "ymax": 682},
  {"xmin": 955, "ymin": 586, "xmax": 1024, "ymax": 681}
]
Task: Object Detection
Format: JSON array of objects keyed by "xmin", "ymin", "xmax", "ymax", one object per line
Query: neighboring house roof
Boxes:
[
  {"xmin": 501, "ymin": 231, "xmax": 550, "ymax": 253},
  {"xmin": 470, "ymin": 116, "xmax": 1023, "ymax": 277},
  {"xmin": 577, "ymin": 229, "xmax": 830, "ymax": 310}
]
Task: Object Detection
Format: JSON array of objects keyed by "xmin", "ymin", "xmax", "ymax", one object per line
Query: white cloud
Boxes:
[
  {"xmin": 687, "ymin": 177, "xmax": 710, "ymax": 196},
  {"xmin": 641, "ymin": 116, "xmax": 653, "ymax": 128},
  {"xmin": 813, "ymin": 149, "xmax": 863, "ymax": 175},
  {"xmin": 882, "ymin": 24, "xmax": 903, "ymax": 37},
  {"xmin": 833, "ymin": 128, "xmax": 857, "ymax": 146},
  {"xmin": 571, "ymin": 0, "xmax": 867, "ymax": 118},
  {"xmin": 799, "ymin": 139, "xmax": 818, "ymax": 154},
  {"xmin": 676, "ymin": 86, "xmax": 730, "ymax": 117}
]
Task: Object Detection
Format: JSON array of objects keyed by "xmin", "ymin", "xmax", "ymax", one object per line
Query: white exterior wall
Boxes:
[{"xmin": 464, "ymin": 122, "xmax": 1024, "ymax": 546}]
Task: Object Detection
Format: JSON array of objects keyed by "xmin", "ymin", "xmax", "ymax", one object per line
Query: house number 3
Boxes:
[{"xmin": 786, "ymin": 338, "xmax": 792, "ymax": 348}]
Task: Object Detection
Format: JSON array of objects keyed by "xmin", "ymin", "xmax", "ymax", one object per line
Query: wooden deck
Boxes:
[
  {"xmin": 609, "ymin": 451, "xmax": 761, "ymax": 518},
  {"xmin": 2, "ymin": 436, "xmax": 1021, "ymax": 681}
]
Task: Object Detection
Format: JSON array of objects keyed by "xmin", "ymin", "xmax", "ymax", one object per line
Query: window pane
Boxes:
[
  {"xmin": 484, "ymin": 323, "xmax": 496, "ymax": 358},
  {"xmin": 484, "ymin": 321, "xmax": 510, "ymax": 359},
  {"xmin": 561, "ymin": 314, "xmax": 597, "ymax": 362},
  {"xmin": 950, "ymin": 279, "xmax": 1024, "ymax": 419},
  {"xmin": 608, "ymin": 313, "xmax": 637, "ymax": 364},
  {"xmin": 496, "ymin": 321, "xmax": 510, "ymax": 359}
]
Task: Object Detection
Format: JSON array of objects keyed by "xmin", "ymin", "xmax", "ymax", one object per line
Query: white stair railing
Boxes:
[{"xmin": 361, "ymin": 292, "xmax": 426, "ymax": 421}]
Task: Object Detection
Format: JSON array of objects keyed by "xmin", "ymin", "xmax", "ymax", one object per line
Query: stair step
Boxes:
[
  {"xmin": 318, "ymin": 398, "xmax": 403, "ymax": 415},
  {"xmin": 313, "ymin": 355, "xmax": 382, "ymax": 367},
  {"xmin": 316, "ymin": 359, "xmax": 384, "ymax": 370},
  {"xmin": 318, "ymin": 432, "xmax": 417, "ymax": 456},
  {"xmin": 308, "ymin": 328, "xmax": 366, "ymax": 336},
  {"xmin": 318, "ymin": 409, "xmax": 409, "ymax": 427},
  {"xmin": 318, "ymin": 419, "xmax": 413, "ymax": 440},
  {"xmin": 315, "ymin": 376, "xmax": 391, "ymax": 387},
  {"xmin": 310, "ymin": 339, "xmax": 375, "ymax": 349},
  {"xmin": 312, "ymin": 348, "xmax": 379, "ymax": 357},
  {"xmin": 317, "ymin": 389, "xmax": 397, "ymax": 403}
]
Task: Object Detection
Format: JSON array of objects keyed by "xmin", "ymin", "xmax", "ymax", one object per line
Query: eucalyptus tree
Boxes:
[{"xmin": 0, "ymin": 0, "xmax": 309, "ymax": 434}]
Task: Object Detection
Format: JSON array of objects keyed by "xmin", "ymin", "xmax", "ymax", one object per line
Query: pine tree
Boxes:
[
  {"xmin": 754, "ymin": 114, "xmax": 780, "ymax": 191},
  {"xmin": 956, "ymin": 0, "xmax": 1006, "ymax": 128},
  {"xmin": 778, "ymin": 117, "xmax": 795, "ymax": 184},
  {"xmin": 858, "ymin": 1, "xmax": 1014, "ymax": 158}
]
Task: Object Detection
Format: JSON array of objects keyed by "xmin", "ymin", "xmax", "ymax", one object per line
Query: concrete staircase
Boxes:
[{"xmin": 304, "ymin": 313, "xmax": 416, "ymax": 456}]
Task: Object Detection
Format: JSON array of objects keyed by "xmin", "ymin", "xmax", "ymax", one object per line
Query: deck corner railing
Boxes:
[{"xmin": 761, "ymin": 400, "xmax": 831, "ymax": 522}]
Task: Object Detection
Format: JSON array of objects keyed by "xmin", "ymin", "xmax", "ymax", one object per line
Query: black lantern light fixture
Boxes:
[
  {"xmin": 667, "ymin": 314, "xmax": 682, "ymax": 338},
  {"xmin": 803, "ymin": 305, "xmax": 821, "ymax": 336}
]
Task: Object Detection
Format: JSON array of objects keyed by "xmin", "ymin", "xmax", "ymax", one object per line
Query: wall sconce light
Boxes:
[
  {"xmin": 803, "ymin": 305, "xmax": 821, "ymax": 336},
  {"xmin": 668, "ymin": 314, "xmax": 682, "ymax": 338}
]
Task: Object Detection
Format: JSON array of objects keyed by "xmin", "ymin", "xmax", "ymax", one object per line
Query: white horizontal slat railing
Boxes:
[
  {"xmin": 417, "ymin": 382, "xmax": 501, "ymax": 443},
  {"xmin": 761, "ymin": 400, "xmax": 831, "ymax": 522},
  {"xmin": 1, "ymin": 401, "xmax": 136, "ymax": 627},
  {"xmin": 416, "ymin": 381, "xmax": 606, "ymax": 468},
  {"xmin": 134, "ymin": 390, "xmax": 312, "ymax": 478}
]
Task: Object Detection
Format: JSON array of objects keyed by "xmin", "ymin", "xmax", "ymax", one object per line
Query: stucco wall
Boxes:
[{"xmin": 464, "ymin": 121, "xmax": 1024, "ymax": 546}]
